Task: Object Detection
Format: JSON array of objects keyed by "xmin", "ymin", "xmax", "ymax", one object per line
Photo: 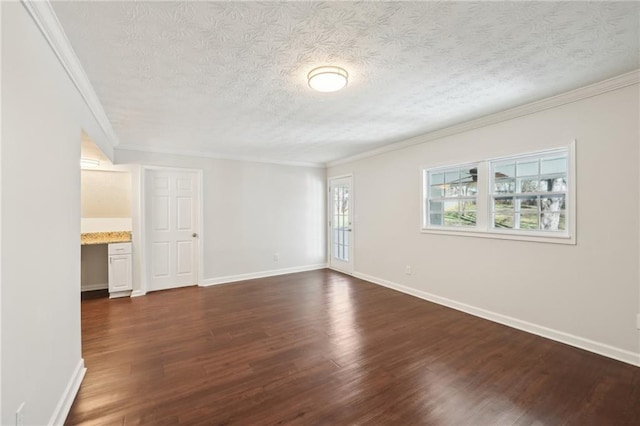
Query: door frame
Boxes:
[
  {"xmin": 327, "ymin": 173, "xmax": 355, "ymax": 275},
  {"xmin": 140, "ymin": 165, "xmax": 204, "ymax": 294}
]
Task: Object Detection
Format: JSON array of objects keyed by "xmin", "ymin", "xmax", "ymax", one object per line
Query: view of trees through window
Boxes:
[
  {"xmin": 427, "ymin": 165, "xmax": 478, "ymax": 227},
  {"xmin": 492, "ymin": 154, "xmax": 567, "ymax": 231},
  {"xmin": 424, "ymin": 148, "xmax": 570, "ymax": 237}
]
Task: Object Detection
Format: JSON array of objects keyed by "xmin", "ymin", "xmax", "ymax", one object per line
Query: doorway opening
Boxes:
[{"xmin": 80, "ymin": 131, "xmax": 133, "ymax": 300}]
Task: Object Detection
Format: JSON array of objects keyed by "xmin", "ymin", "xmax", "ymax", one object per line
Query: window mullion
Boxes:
[{"xmin": 476, "ymin": 161, "xmax": 489, "ymax": 231}]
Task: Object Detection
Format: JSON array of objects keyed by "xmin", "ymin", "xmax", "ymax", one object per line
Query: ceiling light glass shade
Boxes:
[
  {"xmin": 80, "ymin": 158, "xmax": 100, "ymax": 168},
  {"xmin": 308, "ymin": 66, "xmax": 348, "ymax": 92}
]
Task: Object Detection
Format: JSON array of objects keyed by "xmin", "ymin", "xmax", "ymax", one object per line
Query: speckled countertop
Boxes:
[{"xmin": 81, "ymin": 231, "xmax": 132, "ymax": 246}]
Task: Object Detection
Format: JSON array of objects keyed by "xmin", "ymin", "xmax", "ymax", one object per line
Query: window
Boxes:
[
  {"xmin": 422, "ymin": 143, "xmax": 575, "ymax": 244},
  {"xmin": 491, "ymin": 151, "xmax": 567, "ymax": 232},
  {"xmin": 425, "ymin": 164, "xmax": 478, "ymax": 228}
]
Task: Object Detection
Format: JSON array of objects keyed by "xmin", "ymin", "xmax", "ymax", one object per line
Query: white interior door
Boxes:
[
  {"xmin": 329, "ymin": 176, "xmax": 354, "ymax": 274},
  {"xmin": 145, "ymin": 169, "xmax": 200, "ymax": 292}
]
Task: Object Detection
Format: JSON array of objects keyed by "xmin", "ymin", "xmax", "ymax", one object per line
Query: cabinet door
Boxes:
[{"xmin": 109, "ymin": 254, "xmax": 132, "ymax": 292}]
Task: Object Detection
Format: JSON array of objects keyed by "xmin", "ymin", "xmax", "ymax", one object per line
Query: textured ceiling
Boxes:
[{"xmin": 53, "ymin": 1, "xmax": 639, "ymax": 165}]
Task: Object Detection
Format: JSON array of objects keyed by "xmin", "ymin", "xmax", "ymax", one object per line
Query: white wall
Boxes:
[
  {"xmin": 328, "ymin": 84, "xmax": 640, "ymax": 364},
  {"xmin": 81, "ymin": 170, "xmax": 131, "ymax": 218},
  {"xmin": 1, "ymin": 3, "xmax": 109, "ymax": 424},
  {"xmin": 114, "ymin": 150, "xmax": 327, "ymax": 290}
]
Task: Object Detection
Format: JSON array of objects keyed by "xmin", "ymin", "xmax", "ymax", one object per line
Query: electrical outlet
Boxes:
[
  {"xmin": 16, "ymin": 402, "xmax": 25, "ymax": 426},
  {"xmin": 273, "ymin": 253, "xmax": 279, "ymax": 261},
  {"xmin": 405, "ymin": 265, "xmax": 412, "ymax": 275}
]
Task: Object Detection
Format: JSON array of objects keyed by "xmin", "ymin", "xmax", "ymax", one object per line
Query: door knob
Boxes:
[{"xmin": 192, "ymin": 233, "xmax": 198, "ymax": 238}]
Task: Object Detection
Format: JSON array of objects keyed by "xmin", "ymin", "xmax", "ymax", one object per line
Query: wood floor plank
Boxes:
[{"xmin": 66, "ymin": 269, "xmax": 640, "ymax": 425}]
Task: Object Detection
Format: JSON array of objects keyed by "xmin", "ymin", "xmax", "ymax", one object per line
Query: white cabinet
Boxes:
[{"xmin": 108, "ymin": 243, "xmax": 132, "ymax": 298}]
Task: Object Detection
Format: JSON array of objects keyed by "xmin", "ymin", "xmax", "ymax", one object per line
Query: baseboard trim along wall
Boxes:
[
  {"xmin": 353, "ymin": 271, "xmax": 640, "ymax": 367},
  {"xmin": 201, "ymin": 264, "xmax": 329, "ymax": 287},
  {"xmin": 80, "ymin": 283, "xmax": 108, "ymax": 292},
  {"xmin": 48, "ymin": 358, "xmax": 86, "ymax": 426}
]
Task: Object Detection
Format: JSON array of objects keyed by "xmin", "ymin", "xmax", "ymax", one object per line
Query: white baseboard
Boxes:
[
  {"xmin": 130, "ymin": 290, "xmax": 146, "ymax": 298},
  {"xmin": 81, "ymin": 283, "xmax": 108, "ymax": 292},
  {"xmin": 201, "ymin": 263, "xmax": 328, "ymax": 287},
  {"xmin": 48, "ymin": 358, "xmax": 86, "ymax": 426},
  {"xmin": 354, "ymin": 271, "xmax": 640, "ymax": 367}
]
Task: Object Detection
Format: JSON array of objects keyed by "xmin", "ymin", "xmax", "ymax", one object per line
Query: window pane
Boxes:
[
  {"xmin": 444, "ymin": 211, "xmax": 461, "ymax": 226},
  {"xmin": 519, "ymin": 213, "xmax": 539, "ymax": 230},
  {"xmin": 540, "ymin": 177, "xmax": 567, "ymax": 192},
  {"xmin": 460, "ymin": 169, "xmax": 475, "ymax": 183},
  {"xmin": 559, "ymin": 213, "xmax": 566, "ymax": 231},
  {"xmin": 538, "ymin": 179, "xmax": 550, "ymax": 192},
  {"xmin": 540, "ymin": 211, "xmax": 564, "ymax": 231},
  {"xmin": 494, "ymin": 210, "xmax": 514, "ymax": 228},
  {"xmin": 541, "ymin": 195, "xmax": 565, "ymax": 211},
  {"xmin": 494, "ymin": 197, "xmax": 513, "ymax": 210},
  {"xmin": 459, "ymin": 211, "xmax": 476, "ymax": 226},
  {"xmin": 444, "ymin": 184, "xmax": 460, "ymax": 197},
  {"xmin": 519, "ymin": 196, "xmax": 538, "ymax": 213},
  {"xmin": 460, "ymin": 200, "xmax": 476, "ymax": 226},
  {"xmin": 519, "ymin": 178, "xmax": 539, "ymax": 193},
  {"xmin": 494, "ymin": 162, "xmax": 515, "ymax": 178},
  {"xmin": 430, "ymin": 185, "xmax": 444, "ymax": 198},
  {"xmin": 460, "ymin": 181, "xmax": 477, "ymax": 196},
  {"xmin": 494, "ymin": 178, "xmax": 515, "ymax": 194},
  {"xmin": 461, "ymin": 200, "xmax": 477, "ymax": 212},
  {"xmin": 430, "ymin": 200, "xmax": 443, "ymax": 213},
  {"xmin": 541, "ymin": 157, "xmax": 567, "ymax": 175},
  {"xmin": 540, "ymin": 195, "xmax": 565, "ymax": 231},
  {"xmin": 430, "ymin": 172, "xmax": 444, "ymax": 185},
  {"xmin": 444, "ymin": 171, "xmax": 459, "ymax": 185},
  {"xmin": 444, "ymin": 200, "xmax": 458, "ymax": 213},
  {"xmin": 517, "ymin": 160, "xmax": 538, "ymax": 177},
  {"xmin": 425, "ymin": 164, "xmax": 478, "ymax": 229},
  {"xmin": 428, "ymin": 199, "xmax": 443, "ymax": 227}
]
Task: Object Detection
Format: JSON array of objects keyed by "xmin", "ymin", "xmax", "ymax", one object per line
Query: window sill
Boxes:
[{"xmin": 421, "ymin": 227, "xmax": 575, "ymax": 245}]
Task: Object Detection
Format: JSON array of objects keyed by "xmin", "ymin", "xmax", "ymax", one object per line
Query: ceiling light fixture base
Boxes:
[{"xmin": 308, "ymin": 66, "xmax": 349, "ymax": 92}]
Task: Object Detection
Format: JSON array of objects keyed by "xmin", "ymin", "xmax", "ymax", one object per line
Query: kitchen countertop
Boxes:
[{"xmin": 81, "ymin": 231, "xmax": 132, "ymax": 246}]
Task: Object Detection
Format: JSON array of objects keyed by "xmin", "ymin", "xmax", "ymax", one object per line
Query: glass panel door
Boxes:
[{"xmin": 329, "ymin": 176, "xmax": 354, "ymax": 274}]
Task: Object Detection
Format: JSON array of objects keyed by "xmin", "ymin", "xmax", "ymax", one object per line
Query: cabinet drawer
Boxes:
[{"xmin": 108, "ymin": 242, "xmax": 132, "ymax": 255}]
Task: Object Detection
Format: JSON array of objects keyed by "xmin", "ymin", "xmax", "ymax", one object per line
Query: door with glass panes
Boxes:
[{"xmin": 329, "ymin": 176, "xmax": 353, "ymax": 274}]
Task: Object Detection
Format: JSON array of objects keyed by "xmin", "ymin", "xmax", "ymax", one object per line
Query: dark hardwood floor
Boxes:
[{"xmin": 67, "ymin": 269, "xmax": 640, "ymax": 425}]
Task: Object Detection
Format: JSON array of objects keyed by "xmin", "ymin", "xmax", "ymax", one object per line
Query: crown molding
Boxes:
[
  {"xmin": 21, "ymin": 0, "xmax": 119, "ymax": 148},
  {"xmin": 326, "ymin": 69, "xmax": 640, "ymax": 167},
  {"xmin": 115, "ymin": 144, "xmax": 326, "ymax": 169}
]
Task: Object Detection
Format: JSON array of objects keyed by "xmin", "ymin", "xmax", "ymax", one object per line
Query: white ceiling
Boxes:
[{"xmin": 53, "ymin": 1, "xmax": 639, "ymax": 165}]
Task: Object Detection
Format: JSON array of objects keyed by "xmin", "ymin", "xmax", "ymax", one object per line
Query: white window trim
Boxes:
[{"xmin": 420, "ymin": 140, "xmax": 576, "ymax": 245}]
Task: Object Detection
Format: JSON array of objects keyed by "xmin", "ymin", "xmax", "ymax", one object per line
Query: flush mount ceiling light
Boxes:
[
  {"xmin": 80, "ymin": 158, "xmax": 100, "ymax": 168},
  {"xmin": 307, "ymin": 66, "xmax": 349, "ymax": 92}
]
